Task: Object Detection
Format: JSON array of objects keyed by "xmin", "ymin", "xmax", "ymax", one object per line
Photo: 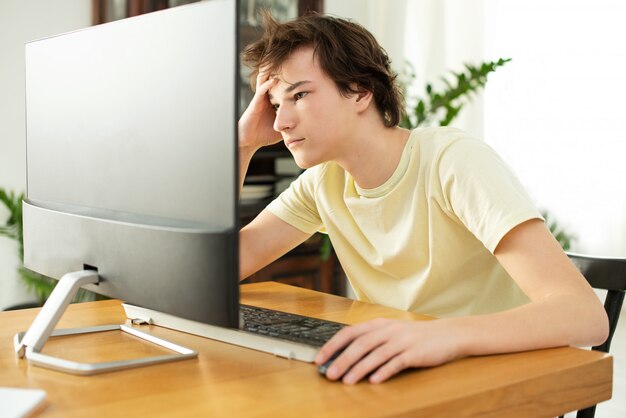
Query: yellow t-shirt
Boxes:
[{"xmin": 267, "ymin": 127, "xmax": 542, "ymax": 317}]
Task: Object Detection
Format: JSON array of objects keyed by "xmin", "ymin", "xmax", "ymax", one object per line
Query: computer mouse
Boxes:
[{"xmin": 317, "ymin": 347, "xmax": 346, "ymax": 377}]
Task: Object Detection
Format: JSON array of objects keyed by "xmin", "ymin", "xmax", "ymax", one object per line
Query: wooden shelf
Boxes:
[
  {"xmin": 238, "ymin": 0, "xmax": 339, "ymax": 295},
  {"xmin": 242, "ymin": 234, "xmax": 345, "ymax": 296}
]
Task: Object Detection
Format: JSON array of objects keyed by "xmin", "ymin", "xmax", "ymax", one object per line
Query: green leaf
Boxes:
[
  {"xmin": 440, "ymin": 103, "xmax": 463, "ymax": 126},
  {"xmin": 1, "ymin": 186, "xmax": 58, "ymax": 303},
  {"xmin": 541, "ymin": 210, "xmax": 575, "ymax": 250},
  {"xmin": 319, "ymin": 234, "xmax": 332, "ymax": 261},
  {"xmin": 399, "ymin": 57, "xmax": 511, "ymax": 130},
  {"xmin": 18, "ymin": 267, "xmax": 56, "ymax": 305}
]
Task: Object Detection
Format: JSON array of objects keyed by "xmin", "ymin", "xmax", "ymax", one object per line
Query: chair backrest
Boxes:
[
  {"xmin": 565, "ymin": 253, "xmax": 626, "ymax": 418},
  {"xmin": 567, "ymin": 252, "xmax": 626, "ymax": 353}
]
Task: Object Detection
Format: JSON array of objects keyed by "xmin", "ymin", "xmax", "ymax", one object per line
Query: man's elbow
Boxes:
[{"xmin": 585, "ymin": 303, "xmax": 610, "ymax": 348}]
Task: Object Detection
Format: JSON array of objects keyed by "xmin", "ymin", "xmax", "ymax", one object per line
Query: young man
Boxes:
[{"xmin": 238, "ymin": 13, "xmax": 608, "ymax": 385}]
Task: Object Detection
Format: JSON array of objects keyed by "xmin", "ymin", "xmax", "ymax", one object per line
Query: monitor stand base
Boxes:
[{"xmin": 13, "ymin": 270, "xmax": 197, "ymax": 375}]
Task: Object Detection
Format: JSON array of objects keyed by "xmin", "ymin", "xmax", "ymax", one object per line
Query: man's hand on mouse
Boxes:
[{"xmin": 314, "ymin": 318, "xmax": 467, "ymax": 384}]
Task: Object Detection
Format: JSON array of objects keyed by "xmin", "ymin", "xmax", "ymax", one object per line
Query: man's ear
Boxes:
[{"xmin": 354, "ymin": 87, "xmax": 373, "ymax": 111}]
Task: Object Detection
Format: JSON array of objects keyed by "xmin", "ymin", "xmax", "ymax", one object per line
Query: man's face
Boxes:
[{"xmin": 268, "ymin": 47, "xmax": 359, "ymax": 169}]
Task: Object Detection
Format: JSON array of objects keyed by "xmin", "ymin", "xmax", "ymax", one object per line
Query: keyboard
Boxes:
[{"xmin": 240, "ymin": 304, "xmax": 345, "ymax": 347}]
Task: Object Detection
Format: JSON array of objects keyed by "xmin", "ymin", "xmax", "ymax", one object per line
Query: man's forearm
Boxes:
[
  {"xmin": 239, "ymin": 145, "xmax": 259, "ymax": 195},
  {"xmin": 447, "ymin": 294, "xmax": 609, "ymax": 358}
]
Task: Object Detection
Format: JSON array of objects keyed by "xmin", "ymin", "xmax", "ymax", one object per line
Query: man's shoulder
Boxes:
[
  {"xmin": 295, "ymin": 162, "xmax": 346, "ymax": 193},
  {"xmin": 412, "ymin": 126, "xmax": 480, "ymax": 148},
  {"xmin": 412, "ymin": 127, "xmax": 492, "ymax": 161}
]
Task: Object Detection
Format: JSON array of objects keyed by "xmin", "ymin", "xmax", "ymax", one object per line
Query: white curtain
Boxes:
[{"xmin": 402, "ymin": 0, "xmax": 487, "ymax": 137}]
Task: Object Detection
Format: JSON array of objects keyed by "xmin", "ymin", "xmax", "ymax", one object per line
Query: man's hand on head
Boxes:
[{"xmin": 238, "ymin": 70, "xmax": 282, "ymax": 151}]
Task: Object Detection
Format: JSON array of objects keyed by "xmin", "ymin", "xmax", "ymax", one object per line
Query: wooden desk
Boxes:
[{"xmin": 0, "ymin": 282, "xmax": 612, "ymax": 417}]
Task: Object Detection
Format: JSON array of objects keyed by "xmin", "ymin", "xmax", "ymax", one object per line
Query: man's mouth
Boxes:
[{"xmin": 285, "ymin": 138, "xmax": 305, "ymax": 148}]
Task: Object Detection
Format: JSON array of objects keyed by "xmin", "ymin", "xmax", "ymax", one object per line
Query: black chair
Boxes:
[{"xmin": 564, "ymin": 252, "xmax": 626, "ymax": 418}]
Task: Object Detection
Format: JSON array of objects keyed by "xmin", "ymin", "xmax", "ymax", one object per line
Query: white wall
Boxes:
[{"xmin": 0, "ymin": 1, "xmax": 91, "ymax": 310}]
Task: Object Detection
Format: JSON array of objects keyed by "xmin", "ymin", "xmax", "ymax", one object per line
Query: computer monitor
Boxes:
[{"xmin": 22, "ymin": 0, "xmax": 239, "ymax": 328}]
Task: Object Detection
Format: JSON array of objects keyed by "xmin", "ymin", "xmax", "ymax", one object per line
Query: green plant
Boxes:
[
  {"xmin": 0, "ymin": 190, "xmax": 22, "ymax": 249},
  {"xmin": 0, "ymin": 188, "xmax": 98, "ymax": 305},
  {"xmin": 399, "ymin": 58, "xmax": 511, "ymax": 129}
]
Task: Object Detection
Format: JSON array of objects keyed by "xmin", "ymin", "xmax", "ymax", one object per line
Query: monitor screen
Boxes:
[{"xmin": 23, "ymin": 0, "xmax": 239, "ymax": 327}]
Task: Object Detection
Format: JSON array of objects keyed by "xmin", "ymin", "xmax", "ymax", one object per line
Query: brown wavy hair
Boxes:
[{"xmin": 241, "ymin": 11, "xmax": 404, "ymax": 128}]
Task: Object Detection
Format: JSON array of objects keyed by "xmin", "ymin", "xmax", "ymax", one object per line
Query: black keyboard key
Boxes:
[{"xmin": 240, "ymin": 304, "xmax": 345, "ymax": 346}]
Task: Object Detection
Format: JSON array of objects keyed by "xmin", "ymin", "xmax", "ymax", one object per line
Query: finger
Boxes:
[
  {"xmin": 255, "ymin": 69, "xmax": 276, "ymax": 92},
  {"xmin": 315, "ymin": 319, "xmax": 391, "ymax": 364},
  {"xmin": 341, "ymin": 342, "xmax": 403, "ymax": 385},
  {"xmin": 325, "ymin": 332, "xmax": 389, "ymax": 382},
  {"xmin": 249, "ymin": 78, "xmax": 277, "ymax": 111},
  {"xmin": 256, "ymin": 76, "xmax": 276, "ymax": 94},
  {"xmin": 315, "ymin": 325, "xmax": 361, "ymax": 365},
  {"xmin": 368, "ymin": 353, "xmax": 410, "ymax": 384},
  {"xmin": 255, "ymin": 68, "xmax": 270, "ymax": 87}
]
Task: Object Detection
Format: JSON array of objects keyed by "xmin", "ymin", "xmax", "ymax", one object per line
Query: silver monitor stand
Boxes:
[{"xmin": 14, "ymin": 270, "xmax": 197, "ymax": 375}]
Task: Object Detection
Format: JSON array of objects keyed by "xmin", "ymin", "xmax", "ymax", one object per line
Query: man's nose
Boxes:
[{"xmin": 273, "ymin": 105, "xmax": 295, "ymax": 132}]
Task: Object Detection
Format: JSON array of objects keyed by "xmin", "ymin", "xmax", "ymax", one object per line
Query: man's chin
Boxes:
[{"xmin": 290, "ymin": 153, "xmax": 319, "ymax": 170}]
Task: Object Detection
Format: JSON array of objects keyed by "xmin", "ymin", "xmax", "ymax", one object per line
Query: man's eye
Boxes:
[
  {"xmin": 272, "ymin": 104, "xmax": 279, "ymax": 111},
  {"xmin": 294, "ymin": 92, "xmax": 308, "ymax": 101}
]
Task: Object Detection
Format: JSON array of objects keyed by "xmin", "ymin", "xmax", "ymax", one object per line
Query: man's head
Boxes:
[{"xmin": 241, "ymin": 12, "xmax": 403, "ymax": 128}]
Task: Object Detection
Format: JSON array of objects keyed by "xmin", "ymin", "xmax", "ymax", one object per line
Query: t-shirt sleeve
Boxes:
[
  {"xmin": 266, "ymin": 167, "xmax": 325, "ymax": 234},
  {"xmin": 437, "ymin": 139, "xmax": 543, "ymax": 253}
]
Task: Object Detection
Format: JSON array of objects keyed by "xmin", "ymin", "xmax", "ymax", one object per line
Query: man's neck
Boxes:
[{"xmin": 338, "ymin": 124, "xmax": 411, "ymax": 190}]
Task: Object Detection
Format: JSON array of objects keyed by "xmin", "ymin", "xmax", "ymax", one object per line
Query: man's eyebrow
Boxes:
[
  {"xmin": 268, "ymin": 80, "xmax": 312, "ymax": 101},
  {"xmin": 285, "ymin": 80, "xmax": 312, "ymax": 93}
]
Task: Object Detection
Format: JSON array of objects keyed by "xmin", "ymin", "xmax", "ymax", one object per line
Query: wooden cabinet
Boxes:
[{"xmin": 241, "ymin": 234, "xmax": 345, "ymax": 296}]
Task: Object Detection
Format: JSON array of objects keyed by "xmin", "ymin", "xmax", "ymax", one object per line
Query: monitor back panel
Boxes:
[
  {"xmin": 25, "ymin": 0, "xmax": 236, "ymax": 230},
  {"xmin": 23, "ymin": 0, "xmax": 239, "ymax": 327}
]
